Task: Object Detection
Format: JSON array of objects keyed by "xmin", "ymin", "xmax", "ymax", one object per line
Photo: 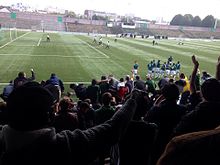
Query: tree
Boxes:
[
  {"xmin": 170, "ymin": 14, "xmax": 185, "ymax": 26},
  {"xmin": 92, "ymin": 14, "xmax": 107, "ymax": 20},
  {"xmin": 191, "ymin": 16, "xmax": 202, "ymax": 27},
  {"xmin": 184, "ymin": 14, "xmax": 193, "ymax": 26},
  {"xmin": 65, "ymin": 11, "xmax": 76, "ymax": 18},
  {"xmin": 201, "ymin": 15, "xmax": 215, "ymax": 27}
]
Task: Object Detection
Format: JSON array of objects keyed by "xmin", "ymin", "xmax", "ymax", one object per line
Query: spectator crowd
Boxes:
[{"xmin": 0, "ymin": 55, "xmax": 220, "ymax": 165}]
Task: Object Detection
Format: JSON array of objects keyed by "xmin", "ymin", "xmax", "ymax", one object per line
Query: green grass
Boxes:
[{"xmin": 0, "ymin": 31, "xmax": 220, "ymax": 93}]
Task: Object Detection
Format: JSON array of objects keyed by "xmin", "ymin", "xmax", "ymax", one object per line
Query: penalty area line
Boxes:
[
  {"xmin": 37, "ymin": 38, "xmax": 42, "ymax": 46},
  {"xmin": 76, "ymin": 37, "xmax": 110, "ymax": 59},
  {"xmin": 0, "ymin": 32, "xmax": 30, "ymax": 49}
]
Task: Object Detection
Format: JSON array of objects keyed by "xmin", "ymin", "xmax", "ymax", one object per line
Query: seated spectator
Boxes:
[
  {"xmin": 1, "ymin": 81, "xmax": 137, "ymax": 165},
  {"xmin": 14, "ymin": 69, "xmax": 35, "ymax": 88}
]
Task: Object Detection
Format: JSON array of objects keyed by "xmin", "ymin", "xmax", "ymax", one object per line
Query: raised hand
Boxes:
[{"xmin": 192, "ymin": 55, "xmax": 199, "ymax": 67}]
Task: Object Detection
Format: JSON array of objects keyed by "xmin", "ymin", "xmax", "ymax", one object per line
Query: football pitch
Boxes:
[{"xmin": 0, "ymin": 31, "xmax": 220, "ymax": 91}]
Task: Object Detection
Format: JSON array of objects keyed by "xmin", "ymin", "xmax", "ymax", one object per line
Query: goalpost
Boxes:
[{"xmin": 9, "ymin": 27, "xmax": 17, "ymax": 41}]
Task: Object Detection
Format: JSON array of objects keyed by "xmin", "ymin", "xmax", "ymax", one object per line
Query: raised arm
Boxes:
[
  {"xmin": 60, "ymin": 95, "xmax": 137, "ymax": 164},
  {"xmin": 28, "ymin": 68, "xmax": 35, "ymax": 81},
  {"xmin": 190, "ymin": 55, "xmax": 199, "ymax": 94},
  {"xmin": 216, "ymin": 56, "xmax": 220, "ymax": 80}
]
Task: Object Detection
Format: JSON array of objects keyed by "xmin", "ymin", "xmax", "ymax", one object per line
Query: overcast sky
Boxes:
[{"xmin": 1, "ymin": 0, "xmax": 220, "ymax": 21}]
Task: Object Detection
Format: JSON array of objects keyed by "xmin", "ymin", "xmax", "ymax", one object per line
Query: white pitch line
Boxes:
[
  {"xmin": 37, "ymin": 38, "xmax": 42, "ymax": 46},
  {"xmin": 0, "ymin": 32, "xmax": 30, "ymax": 49},
  {"xmin": 0, "ymin": 53, "xmax": 108, "ymax": 59},
  {"xmin": 76, "ymin": 37, "xmax": 110, "ymax": 59}
]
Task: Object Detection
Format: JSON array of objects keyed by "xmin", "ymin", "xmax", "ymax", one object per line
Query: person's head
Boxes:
[
  {"xmin": 102, "ymin": 92, "xmax": 112, "ymax": 106},
  {"xmin": 18, "ymin": 72, "xmax": 26, "ymax": 78},
  {"xmin": 58, "ymin": 99, "xmax": 71, "ymax": 113},
  {"xmin": 50, "ymin": 73, "xmax": 56, "ymax": 78},
  {"xmin": 162, "ymin": 83, "xmax": 180, "ymax": 101},
  {"xmin": 120, "ymin": 78, "xmax": 124, "ymax": 82},
  {"xmin": 79, "ymin": 102, "xmax": 90, "ymax": 113},
  {"xmin": 179, "ymin": 73, "xmax": 185, "ymax": 79},
  {"xmin": 91, "ymin": 79, "xmax": 97, "ymax": 85},
  {"xmin": 125, "ymin": 75, "xmax": 130, "ymax": 81},
  {"xmin": 7, "ymin": 81, "xmax": 56, "ymax": 131},
  {"xmin": 135, "ymin": 75, "xmax": 140, "ymax": 80},
  {"xmin": 202, "ymin": 71, "xmax": 207, "ymax": 76},
  {"xmin": 101, "ymin": 75, "xmax": 107, "ymax": 81},
  {"xmin": 201, "ymin": 78, "xmax": 220, "ymax": 102}
]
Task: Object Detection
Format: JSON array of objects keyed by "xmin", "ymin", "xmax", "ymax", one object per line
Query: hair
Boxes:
[
  {"xmin": 58, "ymin": 99, "xmax": 70, "ymax": 113},
  {"xmin": 102, "ymin": 92, "xmax": 112, "ymax": 106},
  {"xmin": 7, "ymin": 81, "xmax": 56, "ymax": 131},
  {"xmin": 101, "ymin": 75, "xmax": 107, "ymax": 80},
  {"xmin": 179, "ymin": 73, "xmax": 185, "ymax": 79},
  {"xmin": 125, "ymin": 75, "xmax": 130, "ymax": 81},
  {"xmin": 135, "ymin": 75, "xmax": 140, "ymax": 80},
  {"xmin": 91, "ymin": 79, "xmax": 97, "ymax": 85},
  {"xmin": 120, "ymin": 78, "xmax": 124, "ymax": 82},
  {"xmin": 51, "ymin": 73, "xmax": 56, "ymax": 77},
  {"xmin": 201, "ymin": 78, "xmax": 220, "ymax": 102},
  {"xmin": 162, "ymin": 83, "xmax": 180, "ymax": 101},
  {"xmin": 79, "ymin": 102, "xmax": 90, "ymax": 113},
  {"xmin": 18, "ymin": 72, "xmax": 26, "ymax": 78}
]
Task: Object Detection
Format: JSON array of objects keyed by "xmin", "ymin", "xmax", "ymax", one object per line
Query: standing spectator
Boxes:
[
  {"xmin": 117, "ymin": 78, "xmax": 129, "ymax": 103},
  {"xmin": 99, "ymin": 76, "xmax": 109, "ymax": 101},
  {"xmin": 14, "ymin": 69, "xmax": 35, "ymax": 88},
  {"xmin": 77, "ymin": 100, "xmax": 95, "ymax": 130},
  {"xmin": 95, "ymin": 92, "xmax": 115, "ymax": 125},
  {"xmin": 1, "ymin": 81, "xmax": 137, "ymax": 165},
  {"xmin": 125, "ymin": 75, "xmax": 133, "ymax": 94},
  {"xmin": 174, "ymin": 56, "xmax": 220, "ymax": 136},
  {"xmin": 86, "ymin": 79, "xmax": 100, "ymax": 105},
  {"xmin": 145, "ymin": 76, "xmax": 156, "ymax": 96},
  {"xmin": 134, "ymin": 75, "xmax": 146, "ymax": 91},
  {"xmin": 144, "ymin": 83, "xmax": 187, "ymax": 164},
  {"xmin": 0, "ymin": 80, "xmax": 14, "ymax": 101},
  {"xmin": 46, "ymin": 73, "xmax": 64, "ymax": 92},
  {"xmin": 95, "ymin": 92, "xmax": 116, "ymax": 165}
]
